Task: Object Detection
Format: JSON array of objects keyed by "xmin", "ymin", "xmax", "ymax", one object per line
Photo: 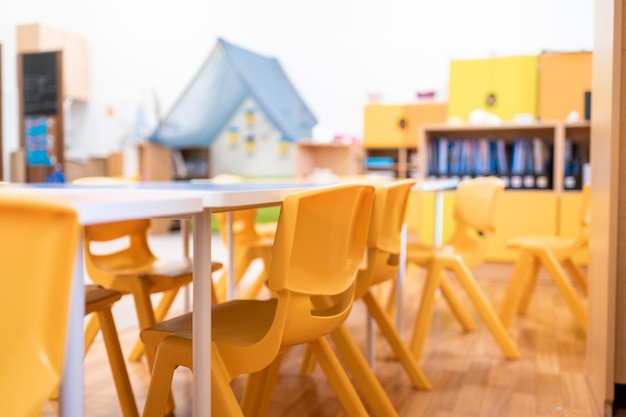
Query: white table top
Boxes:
[
  {"xmin": 4, "ymin": 177, "xmax": 460, "ymax": 417},
  {"xmin": 1, "ymin": 186, "xmax": 204, "ymax": 224}
]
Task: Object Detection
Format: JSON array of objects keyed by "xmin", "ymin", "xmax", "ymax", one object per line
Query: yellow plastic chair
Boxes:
[
  {"xmin": 139, "ymin": 183, "xmax": 377, "ymax": 417},
  {"xmin": 73, "ymin": 176, "xmax": 221, "ymax": 365},
  {"xmin": 0, "ymin": 193, "xmax": 80, "ymax": 417},
  {"xmin": 83, "ymin": 219, "xmax": 223, "ymax": 368},
  {"xmin": 211, "ymin": 174, "xmax": 276, "ymax": 301},
  {"xmin": 84, "ymin": 285, "xmax": 139, "ymax": 417},
  {"xmin": 406, "ymin": 177, "xmax": 520, "ymax": 360},
  {"xmin": 499, "ymin": 183, "xmax": 591, "ymax": 332},
  {"xmin": 213, "ymin": 209, "xmax": 274, "ymax": 301},
  {"xmin": 299, "ymin": 179, "xmax": 432, "ymax": 391}
]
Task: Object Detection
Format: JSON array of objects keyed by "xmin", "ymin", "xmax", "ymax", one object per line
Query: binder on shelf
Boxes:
[
  {"xmin": 365, "ymin": 156, "xmax": 395, "ymax": 169},
  {"xmin": 563, "ymin": 138, "xmax": 588, "ymax": 190},
  {"xmin": 437, "ymin": 138, "xmax": 449, "ymax": 175}
]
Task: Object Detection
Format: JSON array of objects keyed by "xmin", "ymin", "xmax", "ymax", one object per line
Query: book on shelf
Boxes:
[
  {"xmin": 171, "ymin": 149, "xmax": 188, "ymax": 179},
  {"xmin": 427, "ymin": 136, "xmax": 553, "ymax": 190},
  {"xmin": 365, "ymin": 156, "xmax": 395, "ymax": 169}
]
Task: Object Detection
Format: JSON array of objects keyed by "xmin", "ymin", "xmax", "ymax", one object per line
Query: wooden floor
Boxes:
[{"xmin": 42, "ymin": 257, "xmax": 597, "ymax": 416}]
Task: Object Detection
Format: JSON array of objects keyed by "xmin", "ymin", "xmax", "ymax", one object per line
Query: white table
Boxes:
[
  {"xmin": 26, "ymin": 181, "xmax": 315, "ymax": 417},
  {"xmin": 0, "ymin": 186, "xmax": 205, "ymax": 416}
]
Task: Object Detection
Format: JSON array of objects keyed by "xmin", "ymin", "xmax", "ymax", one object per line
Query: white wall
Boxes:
[{"xmin": 0, "ymin": 0, "xmax": 594, "ymax": 179}]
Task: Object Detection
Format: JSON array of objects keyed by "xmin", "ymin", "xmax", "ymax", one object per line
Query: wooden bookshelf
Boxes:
[
  {"xmin": 294, "ymin": 142, "xmax": 360, "ymax": 178},
  {"xmin": 418, "ymin": 121, "xmax": 590, "ymax": 262}
]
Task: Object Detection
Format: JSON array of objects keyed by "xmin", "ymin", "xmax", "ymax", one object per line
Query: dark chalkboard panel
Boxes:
[{"xmin": 22, "ymin": 52, "xmax": 58, "ymax": 116}]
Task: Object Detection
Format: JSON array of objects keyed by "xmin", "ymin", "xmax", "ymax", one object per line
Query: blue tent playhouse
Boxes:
[{"xmin": 148, "ymin": 38, "xmax": 317, "ymax": 177}]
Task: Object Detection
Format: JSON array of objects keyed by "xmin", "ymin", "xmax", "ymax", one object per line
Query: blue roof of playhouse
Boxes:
[{"xmin": 148, "ymin": 38, "xmax": 317, "ymax": 148}]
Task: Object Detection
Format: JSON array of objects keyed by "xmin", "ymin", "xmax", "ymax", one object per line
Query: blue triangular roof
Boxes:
[{"xmin": 148, "ymin": 38, "xmax": 317, "ymax": 148}]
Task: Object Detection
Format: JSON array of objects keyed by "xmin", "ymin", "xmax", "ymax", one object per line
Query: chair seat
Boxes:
[
  {"xmin": 507, "ymin": 235, "xmax": 576, "ymax": 253},
  {"xmin": 407, "ymin": 243, "xmax": 484, "ymax": 268},
  {"xmin": 85, "ymin": 285, "xmax": 123, "ymax": 315},
  {"xmin": 141, "ymin": 298, "xmax": 278, "ymax": 350}
]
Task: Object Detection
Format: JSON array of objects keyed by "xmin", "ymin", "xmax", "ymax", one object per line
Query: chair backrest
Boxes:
[
  {"xmin": 72, "ymin": 176, "xmax": 158, "ymax": 288},
  {"xmin": 214, "ymin": 209, "xmax": 263, "ymax": 246},
  {"xmin": 72, "ymin": 176, "xmax": 137, "ymax": 185},
  {"xmin": 355, "ymin": 180, "xmax": 416, "ymax": 298},
  {"xmin": 0, "ymin": 193, "xmax": 80, "ymax": 416},
  {"xmin": 83, "ymin": 219, "xmax": 157, "ymax": 288},
  {"xmin": 268, "ymin": 183, "xmax": 375, "ymax": 345},
  {"xmin": 447, "ymin": 176, "xmax": 505, "ymax": 266}
]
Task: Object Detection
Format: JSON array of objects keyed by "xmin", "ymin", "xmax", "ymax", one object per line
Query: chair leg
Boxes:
[
  {"xmin": 141, "ymin": 336, "xmax": 191, "ymax": 417},
  {"xmin": 130, "ymin": 280, "xmax": 176, "ymax": 414},
  {"xmin": 308, "ymin": 337, "xmax": 370, "ymax": 417},
  {"xmin": 241, "ymin": 353, "xmax": 285, "ymax": 417},
  {"xmin": 409, "ymin": 262, "xmax": 444, "ymax": 360},
  {"xmin": 329, "ymin": 324, "xmax": 399, "ymax": 417},
  {"xmin": 385, "ymin": 279, "xmax": 397, "ymax": 319},
  {"xmin": 537, "ymin": 249, "xmax": 588, "ymax": 332},
  {"xmin": 439, "ymin": 271, "xmax": 477, "ymax": 332},
  {"xmin": 129, "ymin": 287, "xmax": 180, "ymax": 362},
  {"xmin": 214, "ymin": 269, "xmax": 229, "ymax": 303},
  {"xmin": 243, "ymin": 255, "xmax": 270, "ymax": 300},
  {"xmin": 211, "ymin": 347, "xmax": 245, "ymax": 417},
  {"xmin": 98, "ymin": 308, "xmax": 139, "ymax": 417},
  {"xmin": 84, "ymin": 313, "xmax": 101, "ymax": 356},
  {"xmin": 516, "ymin": 256, "xmax": 541, "ymax": 315},
  {"xmin": 298, "ymin": 344, "xmax": 317, "ymax": 376},
  {"xmin": 563, "ymin": 257, "xmax": 588, "ymax": 297},
  {"xmin": 449, "ymin": 259, "xmax": 520, "ymax": 359},
  {"xmin": 499, "ymin": 249, "xmax": 534, "ymax": 328},
  {"xmin": 362, "ymin": 291, "xmax": 431, "ymax": 390}
]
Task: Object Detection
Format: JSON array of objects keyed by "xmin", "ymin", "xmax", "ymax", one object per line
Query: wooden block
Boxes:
[
  {"xmin": 16, "ymin": 23, "xmax": 89, "ymax": 101},
  {"xmin": 137, "ymin": 142, "xmax": 173, "ymax": 181},
  {"xmin": 16, "ymin": 23, "xmax": 64, "ymax": 53},
  {"xmin": 107, "ymin": 152, "xmax": 124, "ymax": 176}
]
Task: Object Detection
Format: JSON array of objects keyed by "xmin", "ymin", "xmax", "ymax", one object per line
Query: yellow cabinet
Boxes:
[
  {"xmin": 449, "ymin": 55, "xmax": 538, "ymax": 121},
  {"xmin": 363, "ymin": 103, "xmax": 447, "ymax": 148},
  {"xmin": 538, "ymin": 52, "xmax": 592, "ymax": 121}
]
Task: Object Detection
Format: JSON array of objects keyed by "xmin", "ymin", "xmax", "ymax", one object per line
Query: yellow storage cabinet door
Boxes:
[
  {"xmin": 449, "ymin": 58, "xmax": 491, "ymax": 121},
  {"xmin": 491, "ymin": 55, "xmax": 538, "ymax": 121},
  {"xmin": 403, "ymin": 103, "xmax": 448, "ymax": 148},
  {"xmin": 487, "ymin": 191, "xmax": 558, "ymax": 262},
  {"xmin": 363, "ymin": 104, "xmax": 406, "ymax": 147},
  {"xmin": 558, "ymin": 191, "xmax": 588, "ymax": 265},
  {"xmin": 538, "ymin": 52, "xmax": 592, "ymax": 121},
  {"xmin": 449, "ymin": 55, "xmax": 538, "ymax": 122}
]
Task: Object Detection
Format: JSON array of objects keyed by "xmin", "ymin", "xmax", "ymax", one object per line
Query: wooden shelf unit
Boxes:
[
  {"xmin": 363, "ymin": 147, "xmax": 418, "ymax": 178},
  {"xmin": 172, "ymin": 147, "xmax": 210, "ymax": 180},
  {"xmin": 418, "ymin": 121, "xmax": 590, "ymax": 262},
  {"xmin": 418, "ymin": 121, "xmax": 590, "ymax": 193},
  {"xmin": 294, "ymin": 142, "xmax": 360, "ymax": 178}
]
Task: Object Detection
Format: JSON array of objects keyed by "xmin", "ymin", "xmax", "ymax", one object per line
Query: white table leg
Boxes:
[
  {"xmin": 227, "ymin": 212, "xmax": 235, "ymax": 301},
  {"xmin": 434, "ymin": 191, "xmax": 444, "ymax": 247},
  {"xmin": 193, "ymin": 209, "xmax": 212, "ymax": 417},
  {"xmin": 59, "ymin": 238, "xmax": 85, "ymax": 417},
  {"xmin": 396, "ymin": 223, "xmax": 407, "ymax": 331},
  {"xmin": 182, "ymin": 220, "xmax": 191, "ymax": 312},
  {"xmin": 366, "ymin": 308, "xmax": 375, "ymax": 369}
]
